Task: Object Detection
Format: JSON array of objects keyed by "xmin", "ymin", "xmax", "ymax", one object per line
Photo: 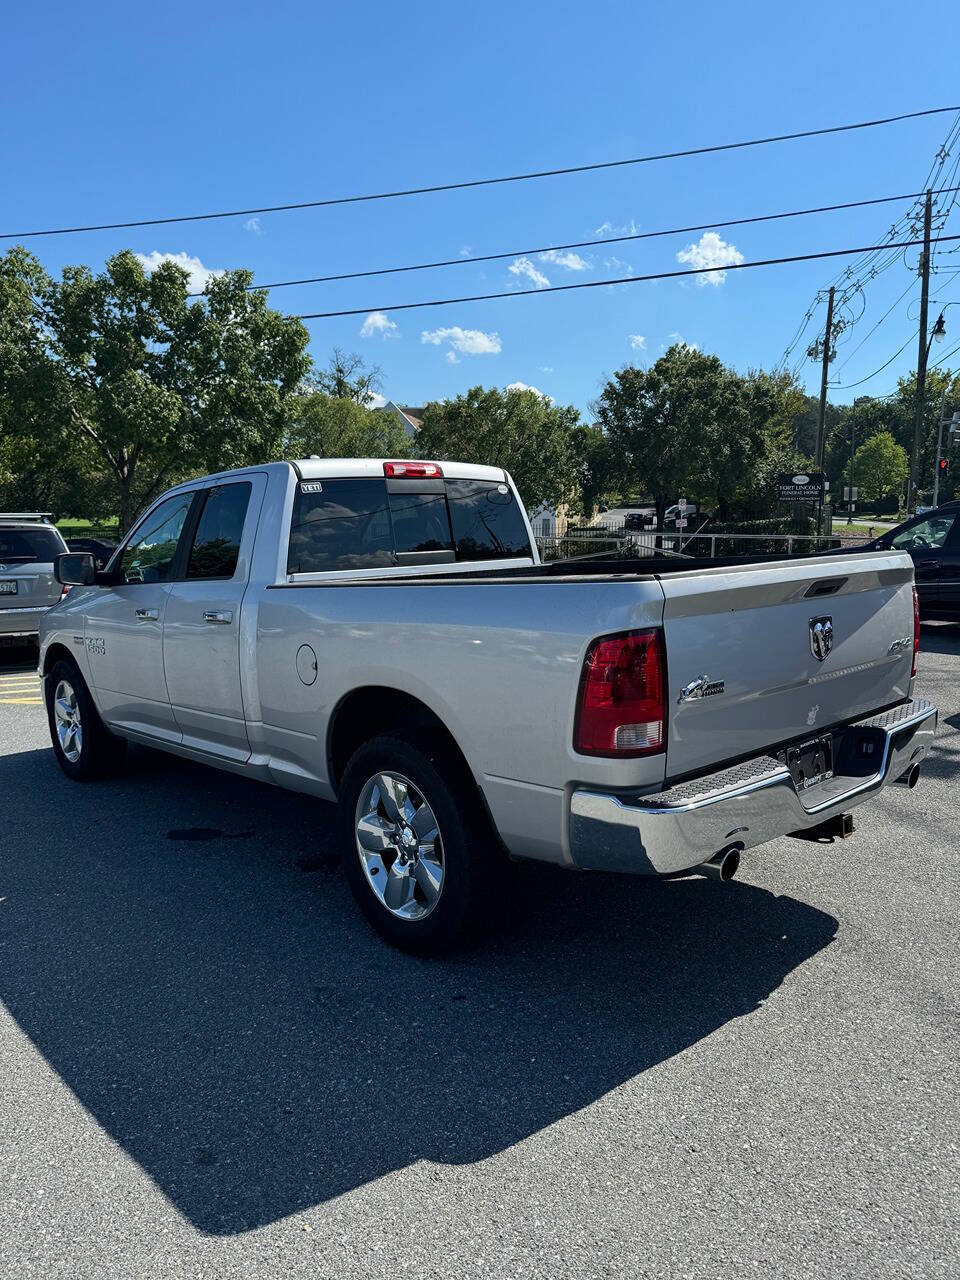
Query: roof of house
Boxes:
[{"xmin": 396, "ymin": 405, "xmax": 424, "ymax": 429}]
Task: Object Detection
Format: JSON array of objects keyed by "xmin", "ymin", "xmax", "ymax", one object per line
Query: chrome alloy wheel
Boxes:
[
  {"xmin": 354, "ymin": 771, "xmax": 444, "ymax": 920},
  {"xmin": 53, "ymin": 678, "xmax": 83, "ymax": 763}
]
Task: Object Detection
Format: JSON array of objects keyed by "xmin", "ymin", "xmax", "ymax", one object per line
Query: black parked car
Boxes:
[
  {"xmin": 66, "ymin": 537, "xmax": 118, "ymax": 570},
  {"xmin": 864, "ymin": 501, "xmax": 960, "ymax": 621}
]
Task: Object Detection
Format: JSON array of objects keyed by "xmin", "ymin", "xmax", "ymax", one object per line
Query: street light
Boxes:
[{"xmin": 930, "ymin": 311, "xmax": 946, "ymax": 346}]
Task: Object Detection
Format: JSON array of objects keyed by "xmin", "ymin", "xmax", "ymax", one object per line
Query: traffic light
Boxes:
[{"xmin": 939, "ymin": 457, "xmax": 949, "ymax": 477}]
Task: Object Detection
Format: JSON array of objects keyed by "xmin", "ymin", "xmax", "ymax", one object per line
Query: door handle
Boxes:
[
  {"xmin": 202, "ymin": 610, "xmax": 234, "ymax": 625},
  {"xmin": 135, "ymin": 608, "xmax": 159, "ymax": 621},
  {"xmin": 916, "ymin": 560, "xmax": 940, "ymax": 571}
]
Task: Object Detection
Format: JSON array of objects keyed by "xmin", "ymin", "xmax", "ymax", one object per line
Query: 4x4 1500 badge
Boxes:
[{"xmin": 677, "ymin": 674, "xmax": 725, "ymax": 704}]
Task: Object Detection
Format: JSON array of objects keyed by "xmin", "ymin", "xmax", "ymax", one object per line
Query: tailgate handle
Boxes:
[{"xmin": 804, "ymin": 577, "xmax": 846, "ymax": 598}]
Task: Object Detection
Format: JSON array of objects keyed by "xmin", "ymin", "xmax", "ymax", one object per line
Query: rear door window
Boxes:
[
  {"xmin": 445, "ymin": 480, "xmax": 531, "ymax": 560},
  {"xmin": 186, "ymin": 482, "xmax": 252, "ymax": 579},
  {"xmin": 288, "ymin": 479, "xmax": 395, "ymax": 573}
]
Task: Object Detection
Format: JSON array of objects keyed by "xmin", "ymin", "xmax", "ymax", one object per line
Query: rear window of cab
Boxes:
[{"xmin": 287, "ymin": 477, "xmax": 531, "ymax": 574}]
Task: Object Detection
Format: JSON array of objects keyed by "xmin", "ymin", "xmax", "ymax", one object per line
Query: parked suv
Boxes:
[{"xmin": 0, "ymin": 514, "xmax": 68, "ymax": 645}]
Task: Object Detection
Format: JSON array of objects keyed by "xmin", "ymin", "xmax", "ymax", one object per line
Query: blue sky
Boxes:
[{"xmin": 2, "ymin": 0, "xmax": 958, "ymax": 419}]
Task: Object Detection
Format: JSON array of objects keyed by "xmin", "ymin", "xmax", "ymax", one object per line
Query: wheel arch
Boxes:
[
  {"xmin": 327, "ymin": 685, "xmax": 481, "ymax": 801},
  {"xmin": 42, "ymin": 640, "xmax": 79, "ymax": 679}
]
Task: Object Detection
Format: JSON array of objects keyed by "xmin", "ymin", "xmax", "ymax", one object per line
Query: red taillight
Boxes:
[
  {"xmin": 574, "ymin": 629, "xmax": 665, "ymax": 757},
  {"xmin": 383, "ymin": 461, "xmax": 443, "ymax": 478},
  {"xmin": 912, "ymin": 586, "xmax": 920, "ymax": 677}
]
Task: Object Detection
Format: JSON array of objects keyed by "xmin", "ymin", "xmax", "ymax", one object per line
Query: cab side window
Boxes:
[
  {"xmin": 186, "ymin": 483, "xmax": 252, "ymax": 579},
  {"xmin": 120, "ymin": 493, "xmax": 194, "ymax": 583},
  {"xmin": 890, "ymin": 514, "xmax": 957, "ymax": 551}
]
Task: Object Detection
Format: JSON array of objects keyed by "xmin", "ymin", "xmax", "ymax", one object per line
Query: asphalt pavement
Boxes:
[{"xmin": 1, "ymin": 631, "xmax": 958, "ymax": 1279}]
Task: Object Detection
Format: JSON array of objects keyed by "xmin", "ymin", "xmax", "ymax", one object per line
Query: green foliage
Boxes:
[
  {"xmin": 0, "ymin": 247, "xmax": 310, "ymax": 530},
  {"xmin": 284, "ymin": 392, "xmax": 412, "ymax": 459},
  {"xmin": 416, "ymin": 385, "xmax": 581, "ymax": 511},
  {"xmin": 569, "ymin": 422, "xmax": 619, "ymax": 515},
  {"xmin": 595, "ymin": 344, "xmax": 773, "ymax": 525},
  {"xmin": 850, "ymin": 430, "xmax": 909, "ymax": 504}
]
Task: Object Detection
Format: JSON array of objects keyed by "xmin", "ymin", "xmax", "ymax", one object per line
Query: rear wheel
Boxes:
[
  {"xmin": 337, "ymin": 732, "xmax": 496, "ymax": 954},
  {"xmin": 44, "ymin": 657, "xmax": 126, "ymax": 781}
]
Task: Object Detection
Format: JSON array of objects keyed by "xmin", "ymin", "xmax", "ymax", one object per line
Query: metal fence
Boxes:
[{"xmin": 536, "ymin": 530, "xmax": 872, "ymax": 561}]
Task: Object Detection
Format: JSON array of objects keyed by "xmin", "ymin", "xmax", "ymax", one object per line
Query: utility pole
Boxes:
[
  {"xmin": 814, "ymin": 285, "xmax": 835, "ymax": 536},
  {"xmin": 908, "ymin": 190, "xmax": 933, "ymax": 513},
  {"xmin": 846, "ymin": 415, "xmax": 856, "ymax": 524}
]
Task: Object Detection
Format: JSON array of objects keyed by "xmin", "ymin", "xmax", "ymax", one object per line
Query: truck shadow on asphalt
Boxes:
[{"xmin": 0, "ymin": 742, "xmax": 838, "ymax": 1235}]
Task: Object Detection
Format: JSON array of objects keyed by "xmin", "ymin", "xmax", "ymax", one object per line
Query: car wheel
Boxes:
[
  {"xmin": 44, "ymin": 657, "xmax": 127, "ymax": 781},
  {"xmin": 337, "ymin": 732, "xmax": 497, "ymax": 954}
]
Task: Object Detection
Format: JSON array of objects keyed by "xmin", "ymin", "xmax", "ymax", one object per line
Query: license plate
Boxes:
[
  {"xmin": 786, "ymin": 735, "xmax": 834, "ymax": 790},
  {"xmin": 0, "ymin": 580, "xmax": 18, "ymax": 595}
]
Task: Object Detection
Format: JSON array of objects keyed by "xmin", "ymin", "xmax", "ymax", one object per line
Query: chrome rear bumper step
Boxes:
[{"xmin": 569, "ymin": 698, "xmax": 937, "ymax": 875}]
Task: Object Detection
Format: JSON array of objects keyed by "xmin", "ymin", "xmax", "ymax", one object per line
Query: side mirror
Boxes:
[{"xmin": 55, "ymin": 551, "xmax": 97, "ymax": 586}]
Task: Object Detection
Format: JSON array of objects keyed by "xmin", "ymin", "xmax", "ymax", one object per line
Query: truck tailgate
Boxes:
[{"xmin": 660, "ymin": 551, "xmax": 915, "ymax": 779}]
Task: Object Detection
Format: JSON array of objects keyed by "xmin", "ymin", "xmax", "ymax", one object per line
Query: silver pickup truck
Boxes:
[{"xmin": 42, "ymin": 459, "xmax": 937, "ymax": 952}]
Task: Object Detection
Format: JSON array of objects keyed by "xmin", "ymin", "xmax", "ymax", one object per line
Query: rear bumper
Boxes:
[
  {"xmin": 0, "ymin": 604, "xmax": 50, "ymax": 639},
  {"xmin": 569, "ymin": 698, "xmax": 938, "ymax": 876}
]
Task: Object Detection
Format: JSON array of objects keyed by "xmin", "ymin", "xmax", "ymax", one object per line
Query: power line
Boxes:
[
  {"xmin": 830, "ymin": 334, "xmax": 916, "ymax": 390},
  {"xmin": 775, "ymin": 112, "xmax": 960, "ymax": 372},
  {"xmin": 833, "ymin": 277, "xmax": 918, "ymax": 372},
  {"xmin": 929, "ymin": 336, "xmax": 960, "ymax": 369},
  {"xmin": 291, "ymin": 232, "xmax": 960, "ymax": 320},
  {"xmin": 3, "ymin": 106, "xmax": 958, "ymax": 242},
  {"xmin": 195, "ymin": 186, "xmax": 960, "ymax": 297}
]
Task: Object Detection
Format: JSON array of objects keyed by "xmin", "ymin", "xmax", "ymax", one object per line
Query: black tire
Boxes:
[
  {"xmin": 44, "ymin": 656, "xmax": 127, "ymax": 781},
  {"xmin": 337, "ymin": 732, "xmax": 496, "ymax": 954}
]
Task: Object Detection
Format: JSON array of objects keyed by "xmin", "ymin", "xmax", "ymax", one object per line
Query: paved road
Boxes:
[{"xmin": 1, "ymin": 632, "xmax": 958, "ymax": 1279}]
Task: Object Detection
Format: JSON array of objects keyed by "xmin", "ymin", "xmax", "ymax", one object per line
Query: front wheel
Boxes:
[
  {"xmin": 337, "ymin": 733, "xmax": 496, "ymax": 954},
  {"xmin": 44, "ymin": 657, "xmax": 126, "ymax": 781}
]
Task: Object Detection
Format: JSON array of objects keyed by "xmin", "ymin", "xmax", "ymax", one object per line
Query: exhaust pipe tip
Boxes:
[
  {"xmin": 699, "ymin": 845, "xmax": 741, "ymax": 882},
  {"xmin": 902, "ymin": 762, "xmax": 921, "ymax": 789}
]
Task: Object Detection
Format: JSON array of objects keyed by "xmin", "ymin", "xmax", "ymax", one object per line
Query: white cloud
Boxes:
[
  {"xmin": 540, "ymin": 366, "xmax": 555, "ymax": 373},
  {"xmin": 594, "ymin": 218, "xmax": 639, "ymax": 237},
  {"xmin": 445, "ymin": 350, "xmax": 460, "ymax": 364},
  {"xmin": 508, "ymin": 256, "xmax": 550, "ymax": 288},
  {"xmin": 134, "ymin": 251, "xmax": 223, "ymax": 294},
  {"xmin": 244, "ymin": 217, "xmax": 261, "ymax": 234},
  {"xmin": 539, "ymin": 249, "xmax": 589, "ymax": 271},
  {"xmin": 459, "ymin": 246, "xmax": 472, "ymax": 257},
  {"xmin": 506, "ymin": 381, "xmax": 552, "ymax": 401},
  {"xmin": 675, "ymin": 232, "xmax": 744, "ymax": 286},
  {"xmin": 360, "ymin": 310, "xmax": 398, "ymax": 338},
  {"xmin": 629, "ymin": 334, "xmax": 647, "ymax": 351},
  {"xmin": 668, "ymin": 332, "xmax": 699, "ymax": 351},
  {"xmin": 366, "ymin": 392, "xmax": 387, "ymax": 409},
  {"xmin": 421, "ymin": 325, "xmax": 501, "ymax": 356}
]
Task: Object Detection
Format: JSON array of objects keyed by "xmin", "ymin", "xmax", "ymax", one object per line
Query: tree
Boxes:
[
  {"xmin": 851, "ymin": 430, "xmax": 909, "ymax": 505},
  {"xmin": 313, "ymin": 348, "xmax": 383, "ymax": 406},
  {"xmin": 415, "ymin": 385, "xmax": 581, "ymax": 511},
  {"xmin": 0, "ymin": 248, "xmax": 310, "ymax": 530},
  {"xmin": 284, "ymin": 392, "xmax": 412, "ymax": 459},
  {"xmin": 595, "ymin": 344, "xmax": 768, "ymax": 528},
  {"xmin": 570, "ymin": 422, "xmax": 618, "ymax": 515}
]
